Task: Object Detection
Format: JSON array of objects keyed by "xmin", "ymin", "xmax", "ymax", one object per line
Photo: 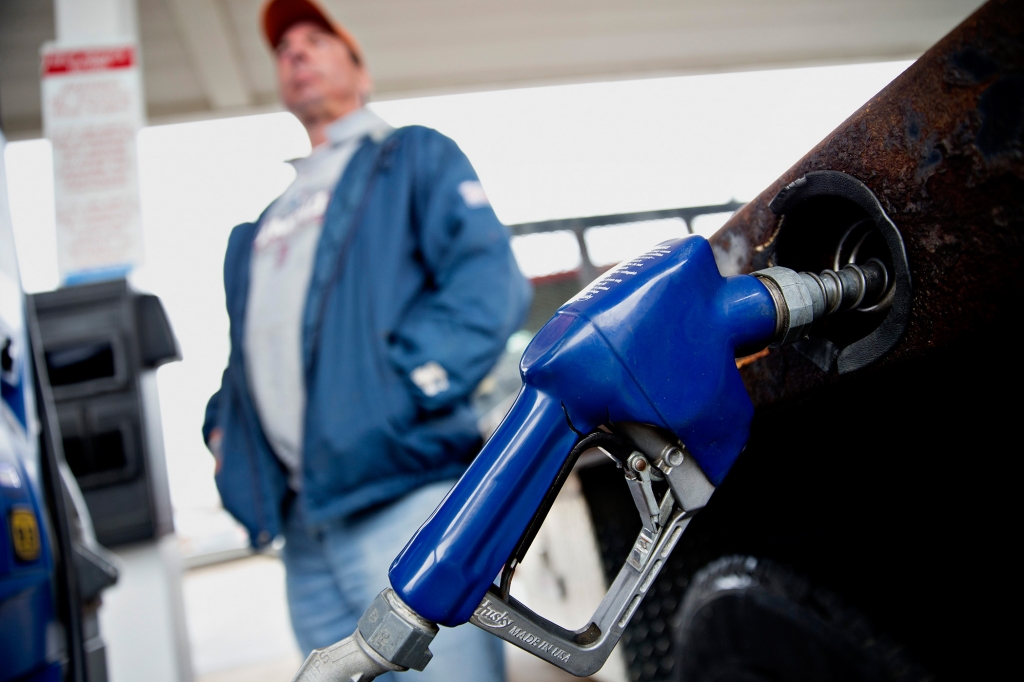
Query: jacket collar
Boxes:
[
  {"xmin": 325, "ymin": 107, "xmax": 391, "ymax": 146},
  {"xmin": 289, "ymin": 108, "xmax": 393, "ymax": 174}
]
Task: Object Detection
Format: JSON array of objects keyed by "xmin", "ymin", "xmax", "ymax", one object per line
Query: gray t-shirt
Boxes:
[{"xmin": 244, "ymin": 108, "xmax": 392, "ymax": 489}]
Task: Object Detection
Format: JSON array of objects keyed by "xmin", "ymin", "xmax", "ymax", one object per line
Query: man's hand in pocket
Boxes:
[{"xmin": 207, "ymin": 427, "xmax": 224, "ymax": 473}]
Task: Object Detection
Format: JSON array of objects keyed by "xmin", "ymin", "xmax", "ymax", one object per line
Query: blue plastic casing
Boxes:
[
  {"xmin": 1, "ymin": 292, "xmax": 60, "ymax": 678},
  {"xmin": 389, "ymin": 236, "xmax": 777, "ymax": 626},
  {"xmin": 1, "ymin": 129, "xmax": 62, "ymax": 682},
  {"xmin": 0, "ymin": 434, "xmax": 58, "ymax": 682}
]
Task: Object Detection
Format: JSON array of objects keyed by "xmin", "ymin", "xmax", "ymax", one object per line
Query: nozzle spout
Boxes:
[{"xmin": 754, "ymin": 259, "xmax": 891, "ymax": 346}]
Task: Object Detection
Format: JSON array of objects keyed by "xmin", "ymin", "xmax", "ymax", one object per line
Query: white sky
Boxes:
[{"xmin": 4, "ymin": 60, "xmax": 911, "ymax": 518}]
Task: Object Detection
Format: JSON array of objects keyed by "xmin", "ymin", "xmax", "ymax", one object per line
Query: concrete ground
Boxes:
[{"xmin": 181, "ymin": 554, "xmax": 589, "ymax": 682}]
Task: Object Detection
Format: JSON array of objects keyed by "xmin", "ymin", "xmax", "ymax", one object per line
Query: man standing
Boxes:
[{"xmin": 203, "ymin": 1, "xmax": 530, "ymax": 679}]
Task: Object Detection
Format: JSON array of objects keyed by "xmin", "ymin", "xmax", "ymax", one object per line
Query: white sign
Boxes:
[{"xmin": 41, "ymin": 43, "xmax": 144, "ymax": 283}]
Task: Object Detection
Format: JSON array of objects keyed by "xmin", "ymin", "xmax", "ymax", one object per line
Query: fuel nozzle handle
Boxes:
[{"xmin": 753, "ymin": 258, "xmax": 890, "ymax": 346}]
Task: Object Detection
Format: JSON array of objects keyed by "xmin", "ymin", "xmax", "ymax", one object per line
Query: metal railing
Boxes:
[{"xmin": 509, "ymin": 200, "xmax": 744, "ymax": 285}]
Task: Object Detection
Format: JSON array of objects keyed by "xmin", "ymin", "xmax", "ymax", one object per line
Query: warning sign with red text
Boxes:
[{"xmin": 42, "ymin": 43, "xmax": 145, "ymax": 282}]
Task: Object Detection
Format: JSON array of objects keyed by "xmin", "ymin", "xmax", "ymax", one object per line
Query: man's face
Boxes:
[{"xmin": 276, "ymin": 22, "xmax": 369, "ymax": 122}]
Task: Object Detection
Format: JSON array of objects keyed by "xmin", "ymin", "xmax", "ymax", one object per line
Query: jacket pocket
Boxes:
[
  {"xmin": 374, "ymin": 351, "xmax": 451, "ymax": 471},
  {"xmin": 380, "ymin": 358, "xmax": 417, "ymax": 437},
  {"xmin": 212, "ymin": 383, "xmax": 269, "ymax": 545}
]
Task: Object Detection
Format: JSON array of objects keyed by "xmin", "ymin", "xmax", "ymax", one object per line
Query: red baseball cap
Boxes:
[{"xmin": 261, "ymin": 0, "xmax": 364, "ymax": 64}]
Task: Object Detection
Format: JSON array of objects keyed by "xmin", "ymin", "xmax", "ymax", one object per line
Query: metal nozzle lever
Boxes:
[
  {"xmin": 291, "ymin": 589, "xmax": 437, "ymax": 682},
  {"xmin": 754, "ymin": 258, "xmax": 890, "ymax": 346},
  {"xmin": 464, "ymin": 424, "xmax": 716, "ymax": 678}
]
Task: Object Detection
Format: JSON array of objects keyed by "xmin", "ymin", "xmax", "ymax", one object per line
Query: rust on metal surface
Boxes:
[
  {"xmin": 735, "ymin": 348, "xmax": 770, "ymax": 369},
  {"xmin": 710, "ymin": 0, "xmax": 1024, "ymax": 408}
]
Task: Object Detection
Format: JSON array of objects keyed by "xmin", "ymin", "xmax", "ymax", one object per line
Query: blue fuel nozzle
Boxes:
[
  {"xmin": 389, "ymin": 235, "xmax": 779, "ymax": 626},
  {"xmin": 293, "ymin": 236, "xmax": 894, "ymax": 680}
]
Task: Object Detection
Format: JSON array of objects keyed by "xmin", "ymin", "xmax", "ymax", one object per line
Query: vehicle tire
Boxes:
[{"xmin": 671, "ymin": 556, "xmax": 928, "ymax": 682}]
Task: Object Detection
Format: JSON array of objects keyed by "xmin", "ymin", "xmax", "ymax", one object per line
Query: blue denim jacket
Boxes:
[{"xmin": 204, "ymin": 126, "xmax": 532, "ymax": 547}]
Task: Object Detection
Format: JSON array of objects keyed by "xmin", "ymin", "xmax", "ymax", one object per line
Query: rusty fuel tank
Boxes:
[
  {"xmin": 584, "ymin": 3, "xmax": 1024, "ymax": 680},
  {"xmin": 710, "ymin": 0, "xmax": 1024, "ymax": 408}
]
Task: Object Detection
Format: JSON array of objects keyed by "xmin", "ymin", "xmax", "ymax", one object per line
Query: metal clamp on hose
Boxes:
[
  {"xmin": 754, "ymin": 259, "xmax": 890, "ymax": 347},
  {"xmin": 290, "ymin": 588, "xmax": 438, "ymax": 682},
  {"xmin": 357, "ymin": 589, "xmax": 439, "ymax": 671}
]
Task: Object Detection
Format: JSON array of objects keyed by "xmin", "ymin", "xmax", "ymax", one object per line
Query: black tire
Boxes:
[{"xmin": 672, "ymin": 556, "xmax": 929, "ymax": 682}]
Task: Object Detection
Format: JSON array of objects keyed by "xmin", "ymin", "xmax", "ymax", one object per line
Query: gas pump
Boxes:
[
  {"xmin": 1, "ymin": 130, "xmax": 118, "ymax": 682},
  {"xmin": 0, "ymin": 247, "xmax": 62, "ymax": 681}
]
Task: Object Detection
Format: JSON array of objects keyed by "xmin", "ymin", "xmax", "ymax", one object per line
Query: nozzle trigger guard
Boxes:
[
  {"xmin": 498, "ymin": 429, "xmax": 634, "ymax": 600},
  {"xmin": 481, "ymin": 424, "xmax": 716, "ymax": 677}
]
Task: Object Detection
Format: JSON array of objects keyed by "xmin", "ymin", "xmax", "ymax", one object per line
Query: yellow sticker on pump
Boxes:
[{"xmin": 10, "ymin": 507, "xmax": 41, "ymax": 562}]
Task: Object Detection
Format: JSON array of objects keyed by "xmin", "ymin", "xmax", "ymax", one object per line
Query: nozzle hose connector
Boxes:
[
  {"xmin": 290, "ymin": 589, "xmax": 438, "ymax": 682},
  {"xmin": 754, "ymin": 259, "xmax": 890, "ymax": 347}
]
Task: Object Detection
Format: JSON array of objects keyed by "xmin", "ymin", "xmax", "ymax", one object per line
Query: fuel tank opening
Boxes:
[{"xmin": 753, "ymin": 170, "xmax": 912, "ymax": 374}]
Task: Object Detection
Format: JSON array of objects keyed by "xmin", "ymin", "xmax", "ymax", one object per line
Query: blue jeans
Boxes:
[{"xmin": 282, "ymin": 480, "xmax": 505, "ymax": 682}]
